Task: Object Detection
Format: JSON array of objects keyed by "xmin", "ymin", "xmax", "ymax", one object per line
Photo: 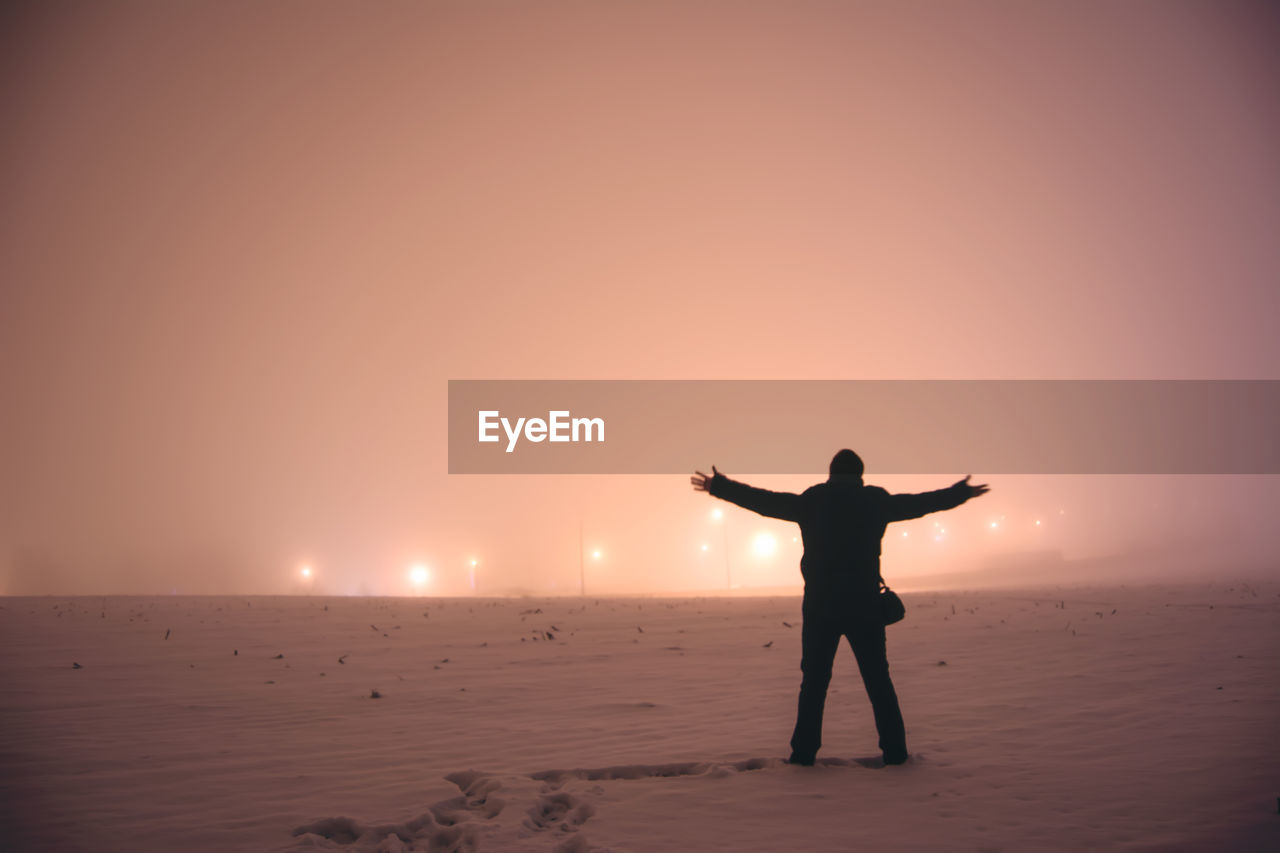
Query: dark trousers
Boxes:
[{"xmin": 789, "ymin": 614, "xmax": 906, "ymax": 760}]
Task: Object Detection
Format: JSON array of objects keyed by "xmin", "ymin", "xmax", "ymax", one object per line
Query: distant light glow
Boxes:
[
  {"xmin": 470, "ymin": 558, "xmax": 478, "ymax": 567},
  {"xmin": 752, "ymin": 533, "xmax": 777, "ymax": 558},
  {"xmin": 1035, "ymin": 520, "xmax": 1042, "ymax": 526},
  {"xmin": 592, "ymin": 550, "xmax": 602, "ymax": 560},
  {"xmin": 902, "ymin": 531, "xmax": 909, "ymax": 537},
  {"xmin": 300, "ymin": 565, "xmax": 312, "ymax": 578},
  {"xmin": 711, "ymin": 508, "xmax": 723, "ymax": 521},
  {"xmin": 409, "ymin": 564, "xmax": 430, "ymax": 586},
  {"xmin": 990, "ymin": 521, "xmax": 999, "ymax": 529},
  {"xmin": 700, "ymin": 543, "xmax": 709, "ymax": 551}
]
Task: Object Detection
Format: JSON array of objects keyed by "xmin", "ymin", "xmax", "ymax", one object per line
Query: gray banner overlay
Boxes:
[{"xmin": 448, "ymin": 380, "xmax": 1279, "ymax": 474}]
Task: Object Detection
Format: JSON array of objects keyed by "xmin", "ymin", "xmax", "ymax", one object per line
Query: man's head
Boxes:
[{"xmin": 829, "ymin": 449, "xmax": 864, "ymax": 481}]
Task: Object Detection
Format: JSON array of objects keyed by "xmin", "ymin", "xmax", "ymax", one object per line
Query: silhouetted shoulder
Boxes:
[{"xmin": 864, "ymin": 485, "xmax": 892, "ymax": 514}]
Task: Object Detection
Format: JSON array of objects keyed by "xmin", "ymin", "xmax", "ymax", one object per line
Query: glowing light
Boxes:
[
  {"xmin": 792, "ymin": 536, "xmax": 798, "ymax": 543},
  {"xmin": 592, "ymin": 550, "xmax": 602, "ymax": 560},
  {"xmin": 990, "ymin": 521, "xmax": 999, "ymax": 529},
  {"xmin": 700, "ymin": 543, "xmax": 709, "ymax": 552},
  {"xmin": 902, "ymin": 531, "xmax": 909, "ymax": 537},
  {"xmin": 711, "ymin": 507, "xmax": 723, "ymax": 521},
  {"xmin": 1035, "ymin": 520, "xmax": 1042, "ymax": 526},
  {"xmin": 470, "ymin": 558, "xmax": 478, "ymax": 567},
  {"xmin": 300, "ymin": 565, "xmax": 312, "ymax": 578},
  {"xmin": 752, "ymin": 533, "xmax": 777, "ymax": 558},
  {"xmin": 409, "ymin": 564, "xmax": 430, "ymax": 586}
]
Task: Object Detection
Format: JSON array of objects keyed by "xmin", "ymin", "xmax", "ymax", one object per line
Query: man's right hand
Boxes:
[
  {"xmin": 954, "ymin": 475, "xmax": 990, "ymax": 499},
  {"xmin": 691, "ymin": 466, "xmax": 722, "ymax": 492}
]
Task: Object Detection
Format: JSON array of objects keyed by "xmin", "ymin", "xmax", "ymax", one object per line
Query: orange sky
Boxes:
[{"xmin": 2, "ymin": 1, "xmax": 1278, "ymax": 594}]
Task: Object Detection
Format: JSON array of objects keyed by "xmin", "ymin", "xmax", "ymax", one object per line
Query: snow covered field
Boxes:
[{"xmin": 2, "ymin": 582, "xmax": 1276, "ymax": 852}]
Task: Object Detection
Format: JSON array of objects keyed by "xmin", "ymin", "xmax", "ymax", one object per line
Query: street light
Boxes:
[
  {"xmin": 298, "ymin": 563, "xmax": 315, "ymax": 596},
  {"xmin": 409, "ymin": 564, "xmax": 430, "ymax": 591},
  {"xmin": 753, "ymin": 532, "xmax": 777, "ymax": 558}
]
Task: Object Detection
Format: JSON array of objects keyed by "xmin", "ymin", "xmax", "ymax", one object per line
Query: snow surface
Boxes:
[{"xmin": 1, "ymin": 582, "xmax": 1277, "ymax": 851}]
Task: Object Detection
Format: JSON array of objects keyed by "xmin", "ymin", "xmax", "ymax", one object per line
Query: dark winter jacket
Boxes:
[{"xmin": 709, "ymin": 473, "xmax": 969, "ymax": 618}]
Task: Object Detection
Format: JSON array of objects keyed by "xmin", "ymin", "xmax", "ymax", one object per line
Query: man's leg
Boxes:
[
  {"xmin": 788, "ymin": 618, "xmax": 841, "ymax": 764},
  {"xmin": 847, "ymin": 624, "xmax": 908, "ymax": 763}
]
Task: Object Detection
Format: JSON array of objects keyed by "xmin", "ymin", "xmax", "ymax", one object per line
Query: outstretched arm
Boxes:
[
  {"xmin": 691, "ymin": 466, "xmax": 803, "ymax": 523},
  {"xmin": 884, "ymin": 475, "xmax": 990, "ymax": 522}
]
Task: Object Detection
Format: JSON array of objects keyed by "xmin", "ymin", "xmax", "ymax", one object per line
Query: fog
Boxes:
[{"xmin": 3, "ymin": 1, "xmax": 1278, "ymax": 596}]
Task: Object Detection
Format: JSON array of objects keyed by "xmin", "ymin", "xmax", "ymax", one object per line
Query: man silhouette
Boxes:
[{"xmin": 691, "ymin": 450, "xmax": 989, "ymax": 766}]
